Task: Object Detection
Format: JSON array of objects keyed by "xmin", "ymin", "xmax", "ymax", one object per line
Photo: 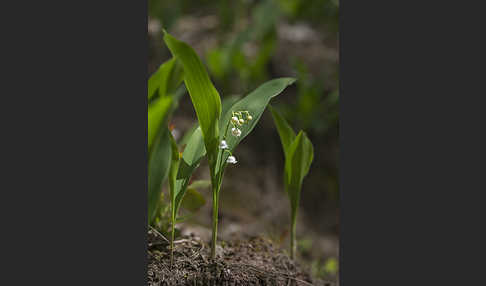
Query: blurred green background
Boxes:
[{"xmin": 149, "ymin": 0, "xmax": 339, "ymax": 281}]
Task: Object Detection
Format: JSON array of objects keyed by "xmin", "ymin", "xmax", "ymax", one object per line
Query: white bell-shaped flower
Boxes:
[
  {"xmin": 219, "ymin": 140, "xmax": 229, "ymax": 149},
  {"xmin": 231, "ymin": 127, "xmax": 242, "ymax": 137},
  {"xmin": 227, "ymin": 155, "xmax": 237, "ymax": 164}
]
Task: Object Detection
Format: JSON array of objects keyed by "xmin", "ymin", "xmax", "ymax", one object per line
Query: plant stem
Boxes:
[
  {"xmin": 170, "ymin": 209, "xmax": 175, "ymax": 267},
  {"xmin": 210, "ymin": 185, "xmax": 220, "ymax": 259},
  {"xmin": 290, "ymin": 210, "xmax": 297, "ymax": 260},
  {"xmin": 210, "ymin": 118, "xmax": 231, "ymax": 259}
]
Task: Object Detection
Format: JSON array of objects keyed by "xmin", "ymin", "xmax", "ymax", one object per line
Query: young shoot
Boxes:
[
  {"xmin": 269, "ymin": 106, "xmax": 314, "ymax": 259},
  {"xmin": 167, "ymin": 132, "xmax": 181, "ymax": 267}
]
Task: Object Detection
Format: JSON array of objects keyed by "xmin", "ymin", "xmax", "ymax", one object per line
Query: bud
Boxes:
[
  {"xmin": 247, "ymin": 115, "xmax": 253, "ymax": 121},
  {"xmin": 239, "ymin": 119, "xmax": 245, "ymax": 125}
]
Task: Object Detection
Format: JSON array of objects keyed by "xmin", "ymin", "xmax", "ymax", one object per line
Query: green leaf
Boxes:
[
  {"xmin": 218, "ymin": 78, "xmax": 296, "ymax": 168},
  {"xmin": 177, "ymin": 127, "xmax": 206, "ymax": 179},
  {"xmin": 148, "ymin": 57, "xmax": 184, "ymax": 102},
  {"xmin": 147, "ymin": 57, "xmax": 184, "ymax": 155},
  {"xmin": 148, "ymin": 96, "xmax": 172, "ymax": 154},
  {"xmin": 269, "ymin": 105, "xmax": 297, "ymax": 196},
  {"xmin": 163, "ymin": 32, "xmax": 222, "ymax": 163},
  {"xmin": 175, "ymin": 188, "xmax": 206, "ymax": 223},
  {"xmin": 180, "ymin": 188, "xmax": 206, "ymax": 213},
  {"xmin": 285, "ymin": 131, "xmax": 314, "ymax": 215},
  {"xmin": 168, "ymin": 94, "xmax": 238, "ymax": 206},
  {"xmin": 174, "ymin": 127, "xmax": 206, "ymax": 216},
  {"xmin": 269, "ymin": 105, "xmax": 296, "ymax": 157},
  {"xmin": 147, "ymin": 57, "xmax": 184, "ymax": 226},
  {"xmin": 148, "ymin": 127, "xmax": 172, "ymax": 224}
]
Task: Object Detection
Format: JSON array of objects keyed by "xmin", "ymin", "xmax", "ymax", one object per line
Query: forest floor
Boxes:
[{"xmin": 148, "ymin": 230, "xmax": 335, "ymax": 286}]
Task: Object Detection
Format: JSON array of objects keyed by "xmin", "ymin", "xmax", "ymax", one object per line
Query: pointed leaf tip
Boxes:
[{"xmin": 287, "ymin": 78, "xmax": 297, "ymax": 85}]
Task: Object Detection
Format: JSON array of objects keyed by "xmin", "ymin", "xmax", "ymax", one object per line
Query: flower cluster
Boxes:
[
  {"xmin": 218, "ymin": 110, "xmax": 253, "ymax": 165},
  {"xmin": 229, "ymin": 111, "xmax": 252, "ymax": 138}
]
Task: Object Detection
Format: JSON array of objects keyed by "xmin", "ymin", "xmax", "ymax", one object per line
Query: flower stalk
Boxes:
[{"xmin": 209, "ymin": 110, "xmax": 251, "ymax": 259}]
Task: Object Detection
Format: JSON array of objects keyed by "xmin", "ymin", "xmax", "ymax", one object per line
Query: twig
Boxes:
[
  {"xmin": 149, "ymin": 225, "xmax": 170, "ymax": 243},
  {"xmin": 148, "ymin": 241, "xmax": 166, "ymax": 247},
  {"xmin": 173, "ymin": 238, "xmax": 200, "ymax": 244},
  {"xmin": 190, "ymin": 244, "xmax": 204, "ymax": 260}
]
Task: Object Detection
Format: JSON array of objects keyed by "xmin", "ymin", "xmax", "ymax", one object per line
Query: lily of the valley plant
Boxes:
[
  {"xmin": 269, "ymin": 105, "xmax": 314, "ymax": 259},
  {"xmin": 163, "ymin": 31, "xmax": 296, "ymax": 259}
]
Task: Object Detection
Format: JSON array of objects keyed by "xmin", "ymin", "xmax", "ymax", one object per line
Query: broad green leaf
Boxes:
[
  {"xmin": 269, "ymin": 105, "xmax": 296, "ymax": 157},
  {"xmin": 173, "ymin": 127, "xmax": 206, "ymax": 216},
  {"xmin": 285, "ymin": 131, "xmax": 314, "ymax": 215},
  {"xmin": 269, "ymin": 105, "xmax": 297, "ymax": 195},
  {"xmin": 176, "ymin": 127, "xmax": 206, "ymax": 180},
  {"xmin": 218, "ymin": 78, "xmax": 295, "ymax": 169},
  {"xmin": 148, "ymin": 60, "xmax": 168, "ymax": 101},
  {"xmin": 148, "ymin": 96, "xmax": 172, "ymax": 154},
  {"xmin": 148, "ymin": 58, "xmax": 184, "ymax": 102},
  {"xmin": 163, "ymin": 32, "xmax": 222, "ymax": 163},
  {"xmin": 148, "ymin": 127, "xmax": 172, "ymax": 224},
  {"xmin": 148, "ymin": 65, "xmax": 163, "ymax": 100},
  {"xmin": 180, "ymin": 188, "xmax": 206, "ymax": 213},
  {"xmin": 174, "ymin": 93, "xmax": 231, "ymax": 148},
  {"xmin": 148, "ymin": 57, "xmax": 183, "ymax": 154},
  {"xmin": 175, "ymin": 188, "xmax": 206, "ymax": 223},
  {"xmin": 169, "ymin": 94, "xmax": 240, "ymax": 192}
]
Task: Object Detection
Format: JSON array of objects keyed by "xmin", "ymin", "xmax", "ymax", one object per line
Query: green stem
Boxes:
[
  {"xmin": 170, "ymin": 208, "xmax": 175, "ymax": 267},
  {"xmin": 224, "ymin": 119, "xmax": 231, "ymax": 139},
  {"xmin": 217, "ymin": 120, "xmax": 232, "ymax": 184},
  {"xmin": 210, "ymin": 184, "xmax": 220, "ymax": 259},
  {"xmin": 210, "ymin": 118, "xmax": 231, "ymax": 259},
  {"xmin": 290, "ymin": 210, "xmax": 297, "ymax": 260}
]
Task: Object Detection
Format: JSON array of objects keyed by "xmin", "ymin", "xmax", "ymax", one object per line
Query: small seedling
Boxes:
[
  {"xmin": 167, "ymin": 131, "xmax": 181, "ymax": 266},
  {"xmin": 269, "ymin": 105, "xmax": 314, "ymax": 259},
  {"xmin": 148, "ymin": 56, "xmax": 208, "ymax": 266},
  {"xmin": 167, "ymin": 132, "xmax": 208, "ymax": 266}
]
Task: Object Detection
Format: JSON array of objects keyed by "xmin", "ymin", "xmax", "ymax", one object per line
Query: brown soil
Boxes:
[{"xmin": 148, "ymin": 229, "xmax": 335, "ymax": 286}]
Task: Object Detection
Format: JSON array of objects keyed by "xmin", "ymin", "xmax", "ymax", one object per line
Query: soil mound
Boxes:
[{"xmin": 148, "ymin": 230, "xmax": 334, "ymax": 286}]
